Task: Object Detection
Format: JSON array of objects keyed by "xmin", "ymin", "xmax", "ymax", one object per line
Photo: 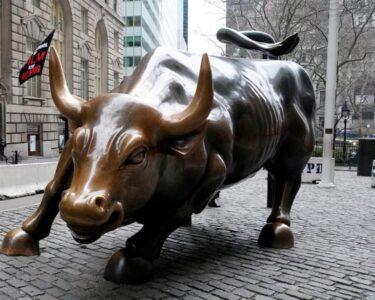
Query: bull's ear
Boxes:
[
  {"xmin": 162, "ymin": 54, "xmax": 213, "ymax": 137},
  {"xmin": 167, "ymin": 124, "xmax": 207, "ymax": 157}
]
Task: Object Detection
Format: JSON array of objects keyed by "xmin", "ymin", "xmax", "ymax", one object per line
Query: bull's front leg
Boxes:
[
  {"xmin": 104, "ymin": 152, "xmax": 226, "ymax": 284},
  {"xmin": 1, "ymin": 140, "xmax": 73, "ymax": 256},
  {"xmin": 258, "ymin": 167, "xmax": 301, "ymax": 249}
]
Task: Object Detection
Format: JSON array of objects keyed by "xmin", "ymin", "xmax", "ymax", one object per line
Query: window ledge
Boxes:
[{"xmin": 23, "ymin": 97, "xmax": 46, "ymax": 106}]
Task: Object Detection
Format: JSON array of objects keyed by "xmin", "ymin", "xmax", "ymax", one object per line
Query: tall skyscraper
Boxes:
[{"xmin": 123, "ymin": 0, "xmax": 187, "ymax": 76}]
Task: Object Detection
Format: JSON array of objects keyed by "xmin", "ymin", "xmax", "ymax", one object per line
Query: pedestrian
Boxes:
[{"xmin": 0, "ymin": 136, "xmax": 7, "ymax": 163}]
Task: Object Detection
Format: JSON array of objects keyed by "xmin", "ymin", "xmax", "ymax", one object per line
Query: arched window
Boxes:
[
  {"xmin": 95, "ymin": 27, "xmax": 102, "ymax": 96},
  {"xmin": 95, "ymin": 22, "xmax": 108, "ymax": 96},
  {"xmin": 51, "ymin": 0, "xmax": 64, "ymax": 63}
]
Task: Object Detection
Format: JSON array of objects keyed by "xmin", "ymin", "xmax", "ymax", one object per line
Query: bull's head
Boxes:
[{"xmin": 49, "ymin": 47, "xmax": 213, "ymax": 243}]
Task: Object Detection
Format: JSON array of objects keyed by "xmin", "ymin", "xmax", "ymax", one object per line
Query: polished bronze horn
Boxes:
[
  {"xmin": 162, "ymin": 54, "xmax": 213, "ymax": 136},
  {"xmin": 49, "ymin": 46, "xmax": 83, "ymax": 124}
]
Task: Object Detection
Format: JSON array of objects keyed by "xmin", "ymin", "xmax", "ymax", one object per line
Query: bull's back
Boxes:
[{"xmin": 118, "ymin": 47, "xmax": 315, "ymax": 181}]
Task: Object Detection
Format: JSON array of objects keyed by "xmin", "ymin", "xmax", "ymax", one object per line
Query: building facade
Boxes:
[
  {"xmin": 0, "ymin": 0, "xmax": 124, "ymax": 159},
  {"xmin": 123, "ymin": 0, "xmax": 187, "ymax": 76}
]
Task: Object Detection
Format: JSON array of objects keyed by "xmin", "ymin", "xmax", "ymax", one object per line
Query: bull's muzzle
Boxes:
[{"xmin": 59, "ymin": 191, "xmax": 124, "ymax": 243}]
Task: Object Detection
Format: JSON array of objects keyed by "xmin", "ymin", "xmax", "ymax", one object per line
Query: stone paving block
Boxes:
[
  {"xmin": 246, "ymin": 285, "xmax": 275, "ymax": 297},
  {"xmin": 212, "ymin": 289, "xmax": 241, "ymax": 300},
  {"xmin": 6, "ymin": 278, "xmax": 27, "ymax": 288},
  {"xmin": 36, "ymin": 294, "xmax": 59, "ymax": 300},
  {"xmin": 254, "ymin": 296, "xmax": 274, "ymax": 300},
  {"xmin": 20, "ymin": 286, "xmax": 44, "ymax": 297},
  {"xmin": 207, "ymin": 280, "xmax": 235, "ymax": 292},
  {"xmin": 274, "ymin": 294, "xmax": 299, "ymax": 300},
  {"xmin": 221, "ymin": 277, "xmax": 246, "ymax": 288},
  {"xmin": 189, "ymin": 289, "xmax": 221, "ymax": 300},
  {"xmin": 285, "ymin": 289, "xmax": 314, "ymax": 300},
  {"xmin": 187, "ymin": 281, "xmax": 214, "ymax": 293},
  {"xmin": 232, "ymin": 287, "xmax": 256, "ymax": 298}
]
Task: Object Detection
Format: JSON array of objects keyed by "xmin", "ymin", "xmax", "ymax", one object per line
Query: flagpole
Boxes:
[{"xmin": 318, "ymin": 0, "xmax": 339, "ymax": 188}]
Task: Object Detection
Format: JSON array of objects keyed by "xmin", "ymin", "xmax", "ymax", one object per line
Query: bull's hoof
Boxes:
[
  {"xmin": 258, "ymin": 222, "xmax": 294, "ymax": 249},
  {"xmin": 1, "ymin": 228, "xmax": 40, "ymax": 256},
  {"xmin": 104, "ymin": 248, "xmax": 154, "ymax": 284}
]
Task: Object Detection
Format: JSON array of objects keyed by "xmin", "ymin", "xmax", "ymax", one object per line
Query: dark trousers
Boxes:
[{"xmin": 0, "ymin": 149, "xmax": 7, "ymax": 162}]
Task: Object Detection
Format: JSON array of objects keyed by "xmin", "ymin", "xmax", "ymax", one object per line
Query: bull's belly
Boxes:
[
  {"xmin": 221, "ymin": 143, "xmax": 277, "ymax": 187},
  {"xmin": 221, "ymin": 170, "xmax": 258, "ymax": 189}
]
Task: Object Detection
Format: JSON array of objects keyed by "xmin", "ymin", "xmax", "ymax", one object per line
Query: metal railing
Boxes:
[{"xmin": 312, "ymin": 140, "xmax": 359, "ymax": 165}]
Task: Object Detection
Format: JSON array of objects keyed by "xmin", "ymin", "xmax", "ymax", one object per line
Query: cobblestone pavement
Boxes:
[{"xmin": 0, "ymin": 170, "xmax": 374, "ymax": 300}]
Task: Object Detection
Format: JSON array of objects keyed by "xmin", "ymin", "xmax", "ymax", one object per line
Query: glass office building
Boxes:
[{"xmin": 123, "ymin": 0, "xmax": 187, "ymax": 76}]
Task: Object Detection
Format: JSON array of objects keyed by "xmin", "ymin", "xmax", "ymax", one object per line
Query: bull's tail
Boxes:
[{"xmin": 216, "ymin": 28, "xmax": 299, "ymax": 58}]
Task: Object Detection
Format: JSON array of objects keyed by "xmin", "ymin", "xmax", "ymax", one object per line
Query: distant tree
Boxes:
[{"xmin": 221, "ymin": 0, "xmax": 375, "ymax": 134}]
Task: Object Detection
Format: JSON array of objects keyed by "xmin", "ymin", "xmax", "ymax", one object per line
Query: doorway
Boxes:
[{"xmin": 27, "ymin": 123, "xmax": 41, "ymax": 156}]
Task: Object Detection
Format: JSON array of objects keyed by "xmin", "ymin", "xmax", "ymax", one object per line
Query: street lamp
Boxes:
[{"xmin": 341, "ymin": 101, "xmax": 350, "ymax": 163}]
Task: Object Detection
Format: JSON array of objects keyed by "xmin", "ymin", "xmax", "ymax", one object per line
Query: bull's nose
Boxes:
[
  {"xmin": 89, "ymin": 195, "xmax": 109, "ymax": 212},
  {"xmin": 59, "ymin": 191, "xmax": 114, "ymax": 226}
]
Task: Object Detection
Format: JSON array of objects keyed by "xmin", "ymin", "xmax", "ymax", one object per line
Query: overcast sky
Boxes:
[{"xmin": 188, "ymin": 0, "xmax": 226, "ymax": 56}]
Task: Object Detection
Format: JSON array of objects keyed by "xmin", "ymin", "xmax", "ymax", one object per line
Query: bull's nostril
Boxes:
[{"xmin": 94, "ymin": 196, "xmax": 105, "ymax": 209}]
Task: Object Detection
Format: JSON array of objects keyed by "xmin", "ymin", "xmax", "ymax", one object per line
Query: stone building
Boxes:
[{"xmin": 0, "ymin": 0, "xmax": 124, "ymax": 159}]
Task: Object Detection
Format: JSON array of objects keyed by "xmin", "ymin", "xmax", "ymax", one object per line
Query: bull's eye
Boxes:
[{"xmin": 126, "ymin": 148, "xmax": 147, "ymax": 165}]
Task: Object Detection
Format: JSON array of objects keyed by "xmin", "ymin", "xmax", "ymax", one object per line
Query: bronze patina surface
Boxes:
[{"xmin": 2, "ymin": 45, "xmax": 315, "ymax": 284}]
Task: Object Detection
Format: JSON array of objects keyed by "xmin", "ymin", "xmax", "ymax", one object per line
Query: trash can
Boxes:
[
  {"xmin": 357, "ymin": 139, "xmax": 375, "ymax": 176},
  {"xmin": 372, "ymin": 160, "xmax": 375, "ymax": 188}
]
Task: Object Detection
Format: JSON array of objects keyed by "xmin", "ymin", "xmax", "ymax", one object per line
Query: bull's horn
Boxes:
[
  {"xmin": 49, "ymin": 46, "xmax": 83, "ymax": 124},
  {"xmin": 163, "ymin": 54, "xmax": 213, "ymax": 136}
]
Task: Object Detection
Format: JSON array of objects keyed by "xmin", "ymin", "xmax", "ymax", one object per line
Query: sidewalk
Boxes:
[
  {"xmin": 0, "ymin": 170, "xmax": 374, "ymax": 299},
  {"xmin": 0, "ymin": 156, "xmax": 59, "ymax": 199},
  {"xmin": 0, "ymin": 156, "xmax": 59, "ymax": 166}
]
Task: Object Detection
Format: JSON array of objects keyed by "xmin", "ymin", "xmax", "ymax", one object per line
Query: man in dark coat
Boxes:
[{"xmin": 0, "ymin": 136, "xmax": 7, "ymax": 162}]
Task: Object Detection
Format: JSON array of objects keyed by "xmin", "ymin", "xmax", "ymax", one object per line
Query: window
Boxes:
[
  {"xmin": 362, "ymin": 111, "xmax": 374, "ymax": 120},
  {"xmin": 80, "ymin": 59, "xmax": 89, "ymax": 99},
  {"xmin": 81, "ymin": 8, "xmax": 88, "ymax": 34},
  {"xmin": 26, "ymin": 39, "xmax": 41, "ymax": 98},
  {"xmin": 126, "ymin": 17, "xmax": 133, "ymax": 27},
  {"xmin": 114, "ymin": 71, "xmax": 119, "ymax": 87},
  {"xmin": 134, "ymin": 36, "xmax": 141, "ymax": 47},
  {"xmin": 51, "ymin": 0, "xmax": 65, "ymax": 62},
  {"xmin": 27, "ymin": 0, "xmax": 40, "ymax": 8},
  {"xmin": 126, "ymin": 56, "xmax": 133, "ymax": 67},
  {"xmin": 124, "ymin": 36, "xmax": 141, "ymax": 48},
  {"xmin": 134, "ymin": 56, "xmax": 141, "ymax": 67},
  {"xmin": 134, "ymin": 16, "xmax": 141, "ymax": 26},
  {"xmin": 27, "ymin": 124, "xmax": 41, "ymax": 156},
  {"xmin": 125, "ymin": 16, "xmax": 141, "ymax": 27},
  {"xmin": 319, "ymin": 90, "xmax": 325, "ymax": 106},
  {"xmin": 113, "ymin": 0, "xmax": 117, "ymax": 11},
  {"xmin": 95, "ymin": 27, "xmax": 102, "ymax": 96},
  {"xmin": 125, "ymin": 36, "xmax": 133, "ymax": 47},
  {"xmin": 114, "ymin": 31, "xmax": 119, "ymax": 52},
  {"xmin": 51, "ymin": 0, "xmax": 64, "ymax": 32}
]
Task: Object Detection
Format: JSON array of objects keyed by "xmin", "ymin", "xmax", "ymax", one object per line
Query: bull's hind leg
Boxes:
[
  {"xmin": 2, "ymin": 140, "xmax": 73, "ymax": 256},
  {"xmin": 258, "ymin": 164, "xmax": 301, "ymax": 249}
]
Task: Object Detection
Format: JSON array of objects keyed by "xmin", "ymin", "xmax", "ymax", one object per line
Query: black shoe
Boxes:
[{"xmin": 208, "ymin": 199, "xmax": 220, "ymax": 208}]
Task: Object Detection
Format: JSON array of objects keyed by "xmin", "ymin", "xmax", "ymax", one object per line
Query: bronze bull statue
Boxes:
[{"xmin": 2, "ymin": 44, "xmax": 315, "ymax": 284}]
